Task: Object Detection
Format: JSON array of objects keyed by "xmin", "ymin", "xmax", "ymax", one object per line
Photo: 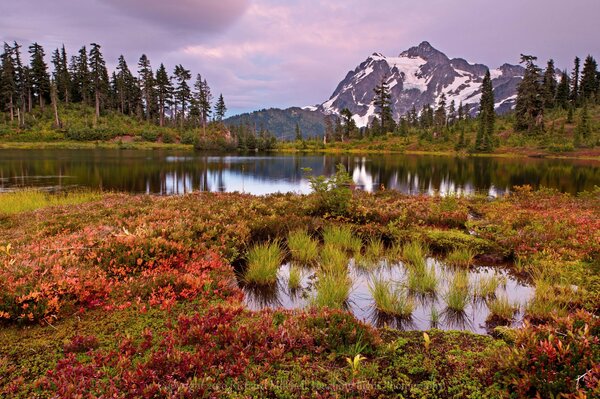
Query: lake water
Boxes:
[{"xmin": 1, "ymin": 149, "xmax": 599, "ymax": 195}]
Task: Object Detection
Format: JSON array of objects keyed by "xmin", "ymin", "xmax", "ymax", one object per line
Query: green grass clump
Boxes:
[
  {"xmin": 322, "ymin": 225, "xmax": 362, "ymax": 254},
  {"xmin": 288, "ymin": 265, "xmax": 302, "ymax": 290},
  {"xmin": 313, "ymin": 272, "xmax": 351, "ymax": 309},
  {"xmin": 445, "ymin": 272, "xmax": 470, "ymax": 311},
  {"xmin": 0, "ymin": 189, "xmax": 101, "ymax": 214},
  {"xmin": 402, "ymin": 241, "xmax": 428, "ymax": 271},
  {"xmin": 369, "ymin": 278, "xmax": 414, "ymax": 318},
  {"xmin": 287, "ymin": 230, "xmax": 319, "ymax": 265},
  {"xmin": 244, "ymin": 241, "xmax": 284, "ymax": 286},
  {"xmin": 320, "ymin": 244, "xmax": 349, "ymax": 277},
  {"xmin": 364, "ymin": 238, "xmax": 384, "ymax": 259},
  {"xmin": 473, "ymin": 275, "xmax": 500, "ymax": 299},
  {"xmin": 407, "ymin": 265, "xmax": 438, "ymax": 295},
  {"xmin": 445, "ymin": 247, "xmax": 475, "ymax": 268},
  {"xmin": 526, "ymin": 280, "xmax": 570, "ymax": 321},
  {"xmin": 487, "ymin": 296, "xmax": 517, "ymax": 323}
]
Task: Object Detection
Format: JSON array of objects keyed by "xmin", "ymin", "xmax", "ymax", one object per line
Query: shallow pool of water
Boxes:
[{"xmin": 240, "ymin": 258, "xmax": 533, "ymax": 334}]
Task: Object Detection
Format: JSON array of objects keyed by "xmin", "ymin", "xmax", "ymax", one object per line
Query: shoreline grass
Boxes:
[
  {"xmin": 487, "ymin": 295, "xmax": 517, "ymax": 324},
  {"xmin": 407, "ymin": 265, "xmax": 438, "ymax": 295},
  {"xmin": 244, "ymin": 241, "xmax": 284, "ymax": 286},
  {"xmin": 402, "ymin": 241, "xmax": 428, "ymax": 271},
  {"xmin": 0, "ymin": 189, "xmax": 102, "ymax": 214},
  {"xmin": 322, "ymin": 225, "xmax": 362, "ymax": 255},
  {"xmin": 445, "ymin": 247, "xmax": 476, "ymax": 268}
]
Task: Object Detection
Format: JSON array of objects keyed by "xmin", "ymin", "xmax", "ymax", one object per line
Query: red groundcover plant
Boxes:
[{"xmin": 498, "ymin": 310, "xmax": 600, "ymax": 398}]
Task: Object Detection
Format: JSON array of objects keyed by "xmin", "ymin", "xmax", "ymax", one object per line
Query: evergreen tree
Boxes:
[
  {"xmin": 571, "ymin": 56, "xmax": 580, "ymax": 106},
  {"xmin": 542, "ymin": 59, "xmax": 557, "ymax": 109},
  {"xmin": 12, "ymin": 42, "xmax": 29, "ymax": 123},
  {"xmin": 155, "ymin": 63, "xmax": 172, "ymax": 127},
  {"xmin": 476, "ymin": 70, "xmax": 495, "ymax": 151},
  {"xmin": 52, "ymin": 45, "xmax": 71, "ymax": 104},
  {"xmin": 408, "ymin": 105, "xmax": 418, "ymax": 127},
  {"xmin": 574, "ymin": 102, "xmax": 591, "ymax": 146},
  {"xmin": 373, "ymin": 75, "xmax": 394, "ymax": 134},
  {"xmin": 448, "ymin": 99, "xmax": 456, "ymax": 125},
  {"xmin": 115, "ymin": 55, "xmax": 135, "ymax": 115},
  {"xmin": 555, "ymin": 71, "xmax": 570, "ymax": 109},
  {"xmin": 194, "ymin": 75, "xmax": 212, "ymax": 129},
  {"xmin": 580, "ymin": 55, "xmax": 598, "ymax": 103},
  {"xmin": 295, "ymin": 122, "xmax": 302, "ymax": 141},
  {"xmin": 214, "ymin": 93, "xmax": 226, "ymax": 121},
  {"xmin": 137, "ymin": 55, "xmax": 155, "ymax": 121},
  {"xmin": 420, "ymin": 103, "xmax": 434, "ymax": 129},
  {"xmin": 1, "ymin": 43, "xmax": 17, "ymax": 121},
  {"xmin": 28, "ymin": 42, "xmax": 50, "ymax": 110},
  {"xmin": 72, "ymin": 46, "xmax": 90, "ymax": 104},
  {"xmin": 434, "ymin": 94, "xmax": 447, "ymax": 128},
  {"xmin": 457, "ymin": 101, "xmax": 465, "ymax": 121},
  {"xmin": 515, "ymin": 55, "xmax": 543, "ymax": 133},
  {"xmin": 88, "ymin": 43, "xmax": 109, "ymax": 122},
  {"xmin": 340, "ymin": 108, "xmax": 356, "ymax": 141},
  {"xmin": 173, "ymin": 64, "xmax": 191, "ymax": 127}
]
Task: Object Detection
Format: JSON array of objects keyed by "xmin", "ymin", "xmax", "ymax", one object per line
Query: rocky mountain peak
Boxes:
[{"xmin": 400, "ymin": 41, "xmax": 449, "ymax": 64}]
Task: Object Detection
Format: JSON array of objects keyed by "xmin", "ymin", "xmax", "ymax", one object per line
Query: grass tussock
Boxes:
[
  {"xmin": 402, "ymin": 241, "xmax": 428, "ymax": 271},
  {"xmin": 244, "ymin": 241, "xmax": 284, "ymax": 286},
  {"xmin": 445, "ymin": 271, "xmax": 471, "ymax": 311},
  {"xmin": 369, "ymin": 277, "xmax": 414, "ymax": 318},
  {"xmin": 319, "ymin": 244, "xmax": 349, "ymax": 277},
  {"xmin": 487, "ymin": 295, "xmax": 517, "ymax": 323},
  {"xmin": 287, "ymin": 230, "xmax": 319, "ymax": 265},
  {"xmin": 407, "ymin": 265, "xmax": 438, "ymax": 295},
  {"xmin": 313, "ymin": 272, "xmax": 351, "ymax": 309},
  {"xmin": 322, "ymin": 225, "xmax": 362, "ymax": 254},
  {"xmin": 364, "ymin": 238, "xmax": 385, "ymax": 259},
  {"xmin": 288, "ymin": 264, "xmax": 302, "ymax": 290},
  {"xmin": 445, "ymin": 247, "xmax": 475, "ymax": 268},
  {"xmin": 473, "ymin": 275, "xmax": 500, "ymax": 299},
  {"xmin": 0, "ymin": 189, "xmax": 101, "ymax": 214},
  {"xmin": 526, "ymin": 279, "xmax": 571, "ymax": 321}
]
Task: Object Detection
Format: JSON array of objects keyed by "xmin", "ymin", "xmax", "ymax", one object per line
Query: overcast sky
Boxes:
[{"xmin": 1, "ymin": 0, "xmax": 599, "ymax": 115}]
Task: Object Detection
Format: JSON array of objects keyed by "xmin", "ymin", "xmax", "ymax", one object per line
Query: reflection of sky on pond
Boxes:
[{"xmin": 241, "ymin": 259, "xmax": 534, "ymax": 334}]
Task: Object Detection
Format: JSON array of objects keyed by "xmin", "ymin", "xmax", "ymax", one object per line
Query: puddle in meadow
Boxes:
[{"xmin": 239, "ymin": 258, "xmax": 534, "ymax": 334}]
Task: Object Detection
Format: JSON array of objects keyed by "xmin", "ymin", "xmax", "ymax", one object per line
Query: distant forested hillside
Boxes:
[{"xmin": 224, "ymin": 107, "xmax": 326, "ymax": 140}]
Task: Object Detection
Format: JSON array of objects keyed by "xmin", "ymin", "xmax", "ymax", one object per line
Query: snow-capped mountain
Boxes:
[{"xmin": 319, "ymin": 41, "xmax": 525, "ymax": 127}]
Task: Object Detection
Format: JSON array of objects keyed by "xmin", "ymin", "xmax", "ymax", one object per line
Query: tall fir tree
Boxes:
[
  {"xmin": 570, "ymin": 56, "xmax": 581, "ymax": 106},
  {"xmin": 515, "ymin": 55, "xmax": 543, "ymax": 133},
  {"xmin": 28, "ymin": 42, "xmax": 50, "ymax": 110},
  {"xmin": 214, "ymin": 93, "xmax": 226, "ymax": 121},
  {"xmin": 52, "ymin": 46, "xmax": 71, "ymax": 104},
  {"xmin": 434, "ymin": 93, "xmax": 447, "ymax": 128},
  {"xmin": 155, "ymin": 63, "xmax": 172, "ymax": 127},
  {"xmin": 555, "ymin": 71, "xmax": 570, "ymax": 109},
  {"xmin": 476, "ymin": 70, "xmax": 495, "ymax": 151},
  {"xmin": 373, "ymin": 75, "xmax": 394, "ymax": 134},
  {"xmin": 173, "ymin": 64, "xmax": 191, "ymax": 128},
  {"xmin": 137, "ymin": 54, "xmax": 155, "ymax": 121},
  {"xmin": 1, "ymin": 43, "xmax": 17, "ymax": 121},
  {"xmin": 88, "ymin": 43, "xmax": 109, "ymax": 122},
  {"xmin": 340, "ymin": 108, "xmax": 356, "ymax": 141},
  {"xmin": 542, "ymin": 59, "xmax": 557, "ymax": 109},
  {"xmin": 580, "ymin": 55, "xmax": 598, "ymax": 104},
  {"xmin": 295, "ymin": 122, "xmax": 302, "ymax": 141}
]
